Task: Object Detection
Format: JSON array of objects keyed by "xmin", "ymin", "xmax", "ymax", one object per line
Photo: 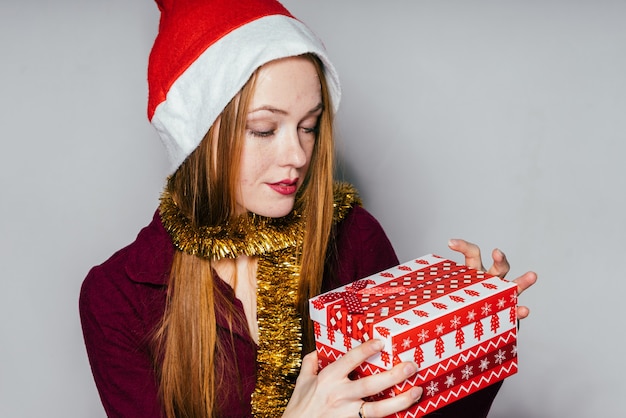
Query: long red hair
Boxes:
[{"xmin": 155, "ymin": 54, "xmax": 335, "ymax": 417}]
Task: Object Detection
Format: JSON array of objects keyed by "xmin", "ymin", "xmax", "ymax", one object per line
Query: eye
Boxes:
[
  {"xmin": 248, "ymin": 129, "xmax": 275, "ymax": 138},
  {"xmin": 299, "ymin": 116, "xmax": 320, "ymax": 136},
  {"xmin": 300, "ymin": 125, "xmax": 318, "ymax": 135}
]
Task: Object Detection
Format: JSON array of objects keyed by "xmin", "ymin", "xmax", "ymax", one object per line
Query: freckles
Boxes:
[{"xmin": 238, "ymin": 164, "xmax": 265, "ymax": 189}]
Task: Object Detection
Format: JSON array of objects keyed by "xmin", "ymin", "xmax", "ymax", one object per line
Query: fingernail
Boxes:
[
  {"xmin": 411, "ymin": 387, "xmax": 423, "ymax": 400},
  {"xmin": 371, "ymin": 340, "xmax": 384, "ymax": 351},
  {"xmin": 448, "ymin": 239, "xmax": 458, "ymax": 247},
  {"xmin": 403, "ymin": 362, "xmax": 418, "ymax": 376}
]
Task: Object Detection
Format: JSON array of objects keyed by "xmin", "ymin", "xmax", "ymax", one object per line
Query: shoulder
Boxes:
[
  {"xmin": 82, "ymin": 210, "xmax": 174, "ymax": 289},
  {"xmin": 79, "ymin": 211, "xmax": 172, "ymax": 341},
  {"xmin": 337, "ymin": 205, "xmax": 387, "ymax": 238},
  {"xmin": 78, "ymin": 214, "xmax": 169, "ymax": 418},
  {"xmin": 331, "ymin": 182, "xmax": 392, "ymax": 247},
  {"xmin": 326, "ymin": 183, "xmax": 399, "ymax": 289},
  {"xmin": 80, "ymin": 243, "xmax": 136, "ymax": 318}
]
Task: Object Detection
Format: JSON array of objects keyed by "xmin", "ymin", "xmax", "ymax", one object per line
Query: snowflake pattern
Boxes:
[
  {"xmin": 494, "ymin": 349, "xmax": 506, "ymax": 364},
  {"xmin": 450, "ymin": 315, "xmax": 461, "ymax": 329},
  {"xmin": 497, "ymin": 297, "xmax": 506, "ymax": 309},
  {"xmin": 417, "ymin": 329, "xmax": 429, "ymax": 342},
  {"xmin": 402, "ymin": 337, "xmax": 413, "ymax": 349},
  {"xmin": 511, "ymin": 345, "xmax": 518, "ymax": 357},
  {"xmin": 426, "ymin": 380, "xmax": 439, "ymax": 397},
  {"xmin": 461, "ymin": 365, "xmax": 474, "ymax": 380},
  {"xmin": 435, "ymin": 323, "xmax": 445, "ymax": 335},
  {"xmin": 481, "ymin": 302, "xmax": 492, "ymax": 316},
  {"xmin": 467, "ymin": 310, "xmax": 477, "ymax": 321},
  {"xmin": 479, "ymin": 358, "xmax": 490, "ymax": 371},
  {"xmin": 445, "ymin": 374, "xmax": 456, "ymax": 388}
]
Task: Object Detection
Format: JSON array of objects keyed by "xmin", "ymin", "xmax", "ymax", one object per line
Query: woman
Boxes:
[{"xmin": 80, "ymin": 1, "xmax": 536, "ymax": 417}]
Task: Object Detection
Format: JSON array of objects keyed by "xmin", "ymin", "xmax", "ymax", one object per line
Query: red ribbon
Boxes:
[{"xmin": 315, "ymin": 280, "xmax": 406, "ymax": 314}]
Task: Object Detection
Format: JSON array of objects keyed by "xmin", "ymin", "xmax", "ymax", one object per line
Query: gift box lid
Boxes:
[{"xmin": 309, "ymin": 254, "xmax": 517, "ymax": 352}]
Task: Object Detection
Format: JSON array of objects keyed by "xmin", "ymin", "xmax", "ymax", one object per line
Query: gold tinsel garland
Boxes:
[
  {"xmin": 252, "ymin": 249, "xmax": 302, "ymax": 417},
  {"xmin": 158, "ymin": 182, "xmax": 361, "ymax": 416},
  {"xmin": 159, "ymin": 195, "xmax": 305, "ymax": 261}
]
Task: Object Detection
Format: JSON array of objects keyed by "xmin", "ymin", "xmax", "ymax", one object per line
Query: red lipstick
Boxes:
[{"xmin": 268, "ymin": 178, "xmax": 298, "ymax": 195}]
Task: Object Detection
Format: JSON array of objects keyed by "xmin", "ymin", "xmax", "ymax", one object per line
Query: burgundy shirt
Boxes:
[{"xmin": 80, "ymin": 206, "xmax": 501, "ymax": 417}]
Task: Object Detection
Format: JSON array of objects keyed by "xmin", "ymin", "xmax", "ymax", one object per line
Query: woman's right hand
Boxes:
[{"xmin": 283, "ymin": 339, "xmax": 423, "ymax": 418}]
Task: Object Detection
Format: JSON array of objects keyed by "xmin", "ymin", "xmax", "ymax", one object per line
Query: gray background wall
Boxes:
[{"xmin": 1, "ymin": 1, "xmax": 624, "ymax": 417}]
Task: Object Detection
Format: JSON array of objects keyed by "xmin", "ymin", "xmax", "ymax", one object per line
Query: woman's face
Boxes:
[{"xmin": 235, "ymin": 56, "xmax": 322, "ymax": 217}]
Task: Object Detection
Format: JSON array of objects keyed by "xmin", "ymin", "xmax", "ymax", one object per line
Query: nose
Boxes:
[{"xmin": 277, "ymin": 128, "xmax": 308, "ymax": 168}]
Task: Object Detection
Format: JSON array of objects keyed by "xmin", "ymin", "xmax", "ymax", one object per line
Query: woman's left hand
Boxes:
[{"xmin": 448, "ymin": 239, "xmax": 537, "ymax": 320}]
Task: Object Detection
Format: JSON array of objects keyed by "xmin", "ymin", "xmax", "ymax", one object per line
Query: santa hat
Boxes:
[{"xmin": 147, "ymin": 0, "xmax": 341, "ymax": 173}]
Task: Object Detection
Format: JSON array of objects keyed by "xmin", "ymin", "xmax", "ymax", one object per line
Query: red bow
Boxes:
[{"xmin": 314, "ymin": 280, "xmax": 406, "ymax": 314}]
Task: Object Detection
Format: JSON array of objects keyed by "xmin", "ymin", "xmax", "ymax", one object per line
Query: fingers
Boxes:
[
  {"xmin": 513, "ymin": 271, "xmax": 537, "ymax": 297},
  {"xmin": 352, "ymin": 360, "xmax": 419, "ymax": 401},
  {"xmin": 448, "ymin": 240, "xmax": 535, "ymax": 322},
  {"xmin": 300, "ymin": 350, "xmax": 319, "ymax": 376},
  {"xmin": 517, "ymin": 305, "xmax": 530, "ymax": 320},
  {"xmin": 360, "ymin": 386, "xmax": 423, "ymax": 418},
  {"xmin": 321, "ymin": 339, "xmax": 385, "ymax": 380},
  {"xmin": 319, "ymin": 339, "xmax": 422, "ymax": 404},
  {"xmin": 448, "ymin": 239, "xmax": 484, "ymax": 271},
  {"xmin": 448, "ymin": 240, "xmax": 512, "ymax": 278},
  {"xmin": 487, "ymin": 248, "xmax": 511, "ymax": 278},
  {"xmin": 513, "ymin": 271, "xmax": 537, "ymax": 321}
]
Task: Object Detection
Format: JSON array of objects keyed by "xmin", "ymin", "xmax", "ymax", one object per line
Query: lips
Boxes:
[{"xmin": 268, "ymin": 178, "xmax": 298, "ymax": 195}]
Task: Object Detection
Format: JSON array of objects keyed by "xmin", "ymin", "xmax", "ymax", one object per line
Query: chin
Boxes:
[
  {"xmin": 250, "ymin": 202, "xmax": 295, "ymax": 219},
  {"xmin": 256, "ymin": 209, "xmax": 293, "ymax": 219}
]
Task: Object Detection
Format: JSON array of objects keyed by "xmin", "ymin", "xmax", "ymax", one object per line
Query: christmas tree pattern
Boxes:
[
  {"xmin": 435, "ymin": 337, "xmax": 445, "ymax": 358},
  {"xmin": 455, "ymin": 328, "xmax": 465, "ymax": 349},
  {"xmin": 490, "ymin": 313, "xmax": 500, "ymax": 334},
  {"xmin": 474, "ymin": 320, "xmax": 484, "ymax": 341}
]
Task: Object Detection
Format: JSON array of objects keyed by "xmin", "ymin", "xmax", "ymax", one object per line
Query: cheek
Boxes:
[
  {"xmin": 237, "ymin": 150, "xmax": 264, "ymax": 186},
  {"xmin": 302, "ymin": 142, "xmax": 316, "ymax": 173}
]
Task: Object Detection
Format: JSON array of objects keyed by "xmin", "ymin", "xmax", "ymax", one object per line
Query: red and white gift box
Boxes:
[{"xmin": 309, "ymin": 254, "xmax": 518, "ymax": 417}]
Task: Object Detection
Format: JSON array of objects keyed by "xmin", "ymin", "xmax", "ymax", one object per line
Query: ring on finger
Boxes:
[{"xmin": 358, "ymin": 401, "xmax": 366, "ymax": 418}]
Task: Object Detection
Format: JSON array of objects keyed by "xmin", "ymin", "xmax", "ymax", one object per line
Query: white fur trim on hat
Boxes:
[{"xmin": 150, "ymin": 14, "xmax": 341, "ymax": 174}]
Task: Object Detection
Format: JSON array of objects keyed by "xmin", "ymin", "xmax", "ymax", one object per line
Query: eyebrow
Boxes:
[{"xmin": 248, "ymin": 102, "xmax": 324, "ymax": 116}]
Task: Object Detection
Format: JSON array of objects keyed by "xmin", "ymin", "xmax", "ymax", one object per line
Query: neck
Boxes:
[{"xmin": 212, "ymin": 255, "xmax": 260, "ymax": 343}]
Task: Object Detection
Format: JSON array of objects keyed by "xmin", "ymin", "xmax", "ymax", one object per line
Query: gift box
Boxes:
[{"xmin": 309, "ymin": 254, "xmax": 518, "ymax": 417}]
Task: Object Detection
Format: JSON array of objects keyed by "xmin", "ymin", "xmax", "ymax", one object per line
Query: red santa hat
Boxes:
[{"xmin": 147, "ymin": 0, "xmax": 341, "ymax": 173}]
